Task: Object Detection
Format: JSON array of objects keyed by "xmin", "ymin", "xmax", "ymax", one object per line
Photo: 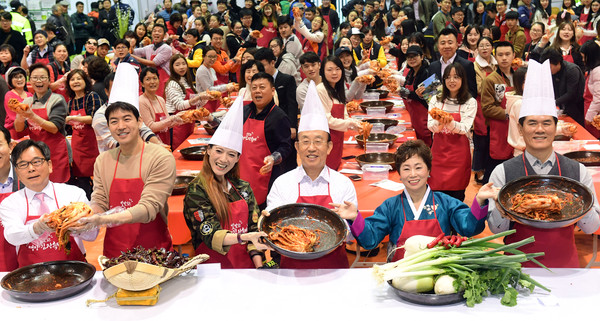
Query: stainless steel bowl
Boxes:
[
  {"xmin": 563, "ymin": 151, "xmax": 600, "ymax": 167},
  {"xmin": 497, "ymin": 175, "xmax": 594, "ymax": 229},
  {"xmin": 355, "ymin": 133, "xmax": 398, "ymax": 148},
  {"xmin": 363, "ymin": 118, "xmax": 399, "ymax": 130},
  {"xmin": 258, "ymin": 203, "xmax": 347, "ymax": 260},
  {"xmin": 356, "ymin": 153, "xmax": 396, "ymax": 171},
  {"xmin": 172, "ymin": 175, "xmax": 195, "ymax": 195},
  {"xmin": 1, "ymin": 260, "xmax": 95, "ymax": 302},
  {"xmin": 359, "ymin": 101, "xmax": 394, "ymax": 113},
  {"xmin": 387, "ymin": 281, "xmax": 466, "ymax": 305},
  {"xmin": 180, "ymin": 145, "xmax": 207, "ymax": 161}
]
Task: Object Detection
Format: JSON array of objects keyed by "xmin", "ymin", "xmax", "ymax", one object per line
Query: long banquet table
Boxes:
[{"xmin": 1, "ymin": 265, "xmax": 599, "ymax": 319}]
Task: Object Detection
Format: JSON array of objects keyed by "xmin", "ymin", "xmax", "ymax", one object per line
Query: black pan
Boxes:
[
  {"xmin": 497, "ymin": 175, "xmax": 594, "ymax": 229},
  {"xmin": 180, "ymin": 145, "xmax": 207, "ymax": 161},
  {"xmin": 563, "ymin": 151, "xmax": 600, "ymax": 167},
  {"xmin": 203, "ymin": 123, "xmax": 218, "ymax": 135},
  {"xmin": 172, "ymin": 175, "xmax": 195, "ymax": 195},
  {"xmin": 1, "ymin": 261, "xmax": 95, "ymax": 302},
  {"xmin": 363, "ymin": 118, "xmax": 399, "ymax": 130},
  {"xmin": 554, "ymin": 135, "xmax": 571, "ymax": 141},
  {"xmin": 258, "ymin": 203, "xmax": 347, "ymax": 260},
  {"xmin": 355, "ymin": 133, "xmax": 398, "ymax": 148},
  {"xmin": 356, "ymin": 153, "xmax": 396, "ymax": 171},
  {"xmin": 359, "ymin": 101, "xmax": 394, "ymax": 113},
  {"xmin": 365, "ymin": 89, "xmax": 389, "ymax": 99},
  {"xmin": 387, "ymin": 281, "xmax": 465, "ymax": 305}
]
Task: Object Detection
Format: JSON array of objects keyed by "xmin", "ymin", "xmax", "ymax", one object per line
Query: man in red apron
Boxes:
[
  {"xmin": 131, "ymin": 24, "xmax": 173, "ymax": 97},
  {"xmin": 79, "ymin": 64, "xmax": 176, "ymax": 258},
  {"xmin": 487, "ymin": 60, "xmax": 600, "ymax": 268},
  {"xmin": 265, "ymin": 81, "xmax": 356, "ymax": 268},
  {"xmin": 239, "ymin": 72, "xmax": 292, "ymax": 208},
  {"xmin": 0, "ymin": 127, "xmax": 23, "ymax": 271},
  {"xmin": 481, "ymin": 41, "xmax": 515, "ymax": 183},
  {"xmin": 0, "ymin": 139, "xmax": 97, "ymax": 268}
]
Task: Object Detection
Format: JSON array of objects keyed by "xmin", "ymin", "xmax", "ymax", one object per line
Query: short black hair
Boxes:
[
  {"xmin": 250, "ymin": 71, "xmax": 275, "ymax": 87},
  {"xmin": 494, "ymin": 40, "xmax": 514, "ymax": 53},
  {"xmin": 7, "ymin": 66, "xmax": 26, "ymax": 89},
  {"xmin": 451, "ymin": 7, "xmax": 464, "ymax": 16},
  {"xmin": 103, "ymin": 72, "xmax": 115, "ymax": 92},
  {"xmin": 540, "ymin": 47, "xmax": 563, "ymax": 65},
  {"xmin": 43, "ymin": 22, "xmax": 57, "ymax": 33},
  {"xmin": 0, "ymin": 126, "xmax": 11, "ymax": 145},
  {"xmin": 300, "ymin": 51, "xmax": 320, "ymax": 64},
  {"xmin": 496, "ymin": 0, "xmax": 507, "ymax": 5},
  {"xmin": 217, "ymin": 0, "xmax": 227, "ymax": 4},
  {"xmin": 29, "ymin": 63, "xmax": 50, "ymax": 77},
  {"xmin": 66, "ymin": 69, "xmax": 92, "ymax": 98},
  {"xmin": 394, "ymin": 139, "xmax": 432, "ymax": 172},
  {"xmin": 105, "ymin": 101, "xmax": 140, "ymax": 122},
  {"xmin": 152, "ymin": 23, "xmax": 167, "ymax": 34},
  {"xmin": 305, "ymin": 6, "xmax": 316, "ymax": 14},
  {"xmin": 11, "ymin": 140, "xmax": 51, "ymax": 167},
  {"xmin": 76, "ymin": 1, "xmax": 84, "ymax": 6},
  {"xmin": 0, "ymin": 12, "xmax": 12, "ymax": 21},
  {"xmin": 581, "ymin": 39, "xmax": 600, "ymax": 71},
  {"xmin": 0, "ymin": 44, "xmax": 16, "ymax": 60},
  {"xmin": 139, "ymin": 66, "xmax": 159, "ymax": 83},
  {"xmin": 114, "ymin": 38, "xmax": 130, "ymax": 48},
  {"xmin": 240, "ymin": 8, "xmax": 253, "ymax": 18},
  {"xmin": 518, "ymin": 115, "xmax": 558, "ymax": 126},
  {"xmin": 437, "ymin": 27, "xmax": 458, "ymax": 42},
  {"xmin": 485, "ymin": 2, "xmax": 497, "ymax": 13},
  {"xmin": 240, "ymin": 59, "xmax": 265, "ymax": 87},
  {"xmin": 170, "ymin": 12, "xmax": 183, "ymax": 24},
  {"xmin": 277, "ymin": 15, "xmax": 292, "ymax": 27},
  {"xmin": 185, "ymin": 28, "xmax": 200, "ymax": 40},
  {"xmin": 209, "ymin": 27, "xmax": 224, "ymax": 37},
  {"xmin": 505, "ymin": 10, "xmax": 519, "ymax": 20},
  {"xmin": 254, "ymin": 47, "xmax": 276, "ymax": 62},
  {"xmin": 87, "ymin": 56, "xmax": 111, "ymax": 82}
]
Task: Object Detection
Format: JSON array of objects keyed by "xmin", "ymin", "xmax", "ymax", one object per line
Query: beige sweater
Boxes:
[{"xmin": 91, "ymin": 142, "xmax": 176, "ymax": 224}]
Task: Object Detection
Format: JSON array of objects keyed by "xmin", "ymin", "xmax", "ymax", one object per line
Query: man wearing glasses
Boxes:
[
  {"xmin": 111, "ymin": 39, "xmax": 140, "ymax": 72},
  {"xmin": 0, "ymin": 139, "xmax": 97, "ymax": 268},
  {"xmin": 71, "ymin": 37, "xmax": 98, "ymax": 70}
]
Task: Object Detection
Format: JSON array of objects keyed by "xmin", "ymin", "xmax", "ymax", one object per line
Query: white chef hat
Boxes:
[
  {"xmin": 108, "ymin": 63, "xmax": 139, "ymax": 109},
  {"xmin": 209, "ymin": 95, "xmax": 244, "ymax": 154},
  {"xmin": 519, "ymin": 59, "xmax": 558, "ymax": 119},
  {"xmin": 298, "ymin": 80, "xmax": 330, "ymax": 134}
]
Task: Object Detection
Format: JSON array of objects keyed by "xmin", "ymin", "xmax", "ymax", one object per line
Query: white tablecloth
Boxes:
[{"xmin": 1, "ymin": 265, "xmax": 599, "ymax": 320}]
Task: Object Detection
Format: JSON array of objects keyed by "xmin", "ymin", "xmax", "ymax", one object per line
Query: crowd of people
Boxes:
[{"xmin": 0, "ymin": 0, "xmax": 599, "ymax": 271}]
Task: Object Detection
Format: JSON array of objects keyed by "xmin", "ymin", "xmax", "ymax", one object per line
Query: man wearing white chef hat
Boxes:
[
  {"xmin": 77, "ymin": 63, "xmax": 177, "ymax": 258},
  {"xmin": 265, "ymin": 81, "xmax": 358, "ymax": 269},
  {"xmin": 487, "ymin": 60, "xmax": 600, "ymax": 268},
  {"xmin": 183, "ymin": 96, "xmax": 269, "ymax": 269}
]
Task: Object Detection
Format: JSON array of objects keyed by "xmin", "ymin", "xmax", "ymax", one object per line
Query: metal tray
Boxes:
[{"xmin": 388, "ymin": 281, "xmax": 466, "ymax": 305}]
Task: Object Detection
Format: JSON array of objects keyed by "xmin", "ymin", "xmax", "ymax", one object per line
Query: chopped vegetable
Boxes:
[{"xmin": 374, "ymin": 230, "xmax": 550, "ymax": 307}]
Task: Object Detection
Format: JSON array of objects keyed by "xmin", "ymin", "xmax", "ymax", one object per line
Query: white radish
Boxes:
[
  {"xmin": 403, "ymin": 235, "xmax": 437, "ymax": 257},
  {"xmin": 391, "ymin": 275, "xmax": 434, "ymax": 293},
  {"xmin": 434, "ymin": 275, "xmax": 458, "ymax": 295}
]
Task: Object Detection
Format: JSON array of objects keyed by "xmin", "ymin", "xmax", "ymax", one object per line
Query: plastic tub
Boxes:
[{"xmin": 362, "ymin": 164, "xmax": 391, "ymax": 180}]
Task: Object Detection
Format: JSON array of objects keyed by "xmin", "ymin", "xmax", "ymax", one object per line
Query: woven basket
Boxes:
[{"xmin": 99, "ymin": 253, "xmax": 210, "ymax": 291}]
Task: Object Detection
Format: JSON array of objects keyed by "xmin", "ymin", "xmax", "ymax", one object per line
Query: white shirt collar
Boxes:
[
  {"xmin": 24, "ymin": 182, "xmax": 55, "ymax": 204},
  {"xmin": 440, "ymin": 52, "xmax": 457, "ymax": 65},
  {"xmin": 297, "ymin": 166, "xmax": 330, "ymax": 184},
  {"xmin": 273, "ymin": 70, "xmax": 279, "ymax": 80},
  {"xmin": 405, "ymin": 186, "xmax": 431, "ymax": 220},
  {"xmin": 0, "ymin": 164, "xmax": 15, "ymax": 186}
]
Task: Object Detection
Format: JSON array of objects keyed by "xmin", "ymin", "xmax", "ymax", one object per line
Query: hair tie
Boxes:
[{"xmin": 561, "ymin": 10, "xmax": 567, "ymax": 19}]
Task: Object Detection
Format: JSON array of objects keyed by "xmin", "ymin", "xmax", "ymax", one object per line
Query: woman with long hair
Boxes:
[
  {"xmin": 134, "ymin": 22, "xmax": 149, "ymax": 47},
  {"xmin": 257, "ymin": 3, "xmax": 278, "ymax": 47},
  {"xmin": 523, "ymin": 22, "xmax": 545, "ymax": 60},
  {"xmin": 336, "ymin": 46, "xmax": 371, "ymax": 100},
  {"xmin": 580, "ymin": 0, "xmax": 600, "ymax": 43},
  {"xmin": 226, "ymin": 20, "xmax": 247, "ymax": 64},
  {"xmin": 269, "ymin": 37, "xmax": 301, "ymax": 84},
  {"xmin": 458, "ymin": 25, "xmax": 481, "ymax": 62},
  {"xmin": 402, "ymin": 46, "xmax": 432, "ymax": 146},
  {"xmin": 316, "ymin": 56, "xmax": 361, "ymax": 170},
  {"xmin": 139, "ymin": 67, "xmax": 183, "ymax": 146},
  {"xmin": 294, "ymin": 15, "xmax": 328, "ymax": 60},
  {"xmin": 195, "ymin": 46, "xmax": 237, "ymax": 112},
  {"xmin": 165, "ymin": 54, "xmax": 211, "ymax": 148},
  {"xmin": 194, "ymin": 17, "xmax": 211, "ymax": 43},
  {"xmin": 582, "ymin": 39, "xmax": 600, "ymax": 137},
  {"xmin": 184, "ymin": 141, "xmax": 268, "ymax": 268},
  {"xmin": 534, "ymin": 21, "xmax": 585, "ymax": 69},
  {"xmin": 427, "ymin": 63, "xmax": 476, "ymax": 201},
  {"xmin": 3, "ymin": 67, "xmax": 32, "ymax": 138},
  {"xmin": 532, "ymin": 0, "xmax": 553, "ymax": 27},
  {"xmin": 65, "ymin": 69, "xmax": 102, "ymax": 197},
  {"xmin": 239, "ymin": 60, "xmax": 265, "ymax": 104}
]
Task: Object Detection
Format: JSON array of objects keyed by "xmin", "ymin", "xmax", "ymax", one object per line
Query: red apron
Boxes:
[
  {"xmin": 53, "ymin": 73, "xmax": 68, "ymax": 102},
  {"xmin": 579, "ymin": 11, "xmax": 595, "ymax": 45},
  {"xmin": 103, "ymin": 144, "xmax": 173, "ymax": 258},
  {"xmin": 404, "ymin": 82, "xmax": 432, "ymax": 147},
  {"xmin": 35, "ymin": 57, "xmax": 50, "ymax": 65},
  {"xmin": 151, "ymin": 52, "xmax": 169, "ymax": 97},
  {"xmin": 326, "ymin": 103, "xmax": 345, "ymax": 170},
  {"xmin": 239, "ymin": 105, "xmax": 274, "ymax": 205},
  {"xmin": 28, "ymin": 100, "xmax": 70, "ymax": 183},
  {"xmin": 257, "ymin": 22, "xmax": 278, "ymax": 48},
  {"xmin": 323, "ymin": 14, "xmax": 334, "ymax": 55},
  {"xmin": 145, "ymin": 94, "xmax": 171, "ymax": 145},
  {"xmin": 489, "ymin": 83, "xmax": 514, "ymax": 160},
  {"xmin": 69, "ymin": 96, "xmax": 99, "ymax": 177},
  {"xmin": 17, "ymin": 184, "xmax": 85, "ymax": 267},
  {"xmin": 0, "ymin": 191, "xmax": 18, "ymax": 271},
  {"xmin": 171, "ymin": 88, "xmax": 196, "ymax": 149},
  {"xmin": 562, "ymin": 46, "xmax": 574, "ymax": 64},
  {"xmin": 392, "ymin": 191, "xmax": 443, "ymax": 261},
  {"xmin": 280, "ymin": 179, "xmax": 349, "ymax": 268},
  {"xmin": 195, "ymin": 182, "xmax": 254, "ymax": 268},
  {"xmin": 504, "ymin": 154, "xmax": 579, "ymax": 268},
  {"xmin": 474, "ymin": 95, "xmax": 488, "ymax": 136},
  {"xmin": 583, "ymin": 76, "xmax": 600, "ymax": 138},
  {"xmin": 428, "ymin": 103, "xmax": 471, "ymax": 191}
]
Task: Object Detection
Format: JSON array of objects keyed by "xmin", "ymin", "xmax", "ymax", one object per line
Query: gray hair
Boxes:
[{"xmin": 51, "ymin": 4, "xmax": 60, "ymax": 13}]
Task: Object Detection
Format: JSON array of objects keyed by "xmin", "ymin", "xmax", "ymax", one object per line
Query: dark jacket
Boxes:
[
  {"xmin": 274, "ymin": 71, "xmax": 299, "ymax": 130},
  {"xmin": 405, "ymin": 60, "xmax": 431, "ymax": 108},
  {"xmin": 0, "ymin": 29, "xmax": 26, "ymax": 62},
  {"xmin": 428, "ymin": 54, "xmax": 478, "ymax": 99},
  {"xmin": 553, "ymin": 60, "xmax": 585, "ymax": 125},
  {"xmin": 71, "ymin": 12, "xmax": 94, "ymax": 40}
]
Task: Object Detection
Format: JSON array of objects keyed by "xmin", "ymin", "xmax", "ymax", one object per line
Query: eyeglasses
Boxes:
[
  {"xmin": 30, "ymin": 76, "xmax": 49, "ymax": 82},
  {"xmin": 15, "ymin": 157, "xmax": 47, "ymax": 170},
  {"xmin": 86, "ymin": 41, "xmax": 98, "ymax": 45}
]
